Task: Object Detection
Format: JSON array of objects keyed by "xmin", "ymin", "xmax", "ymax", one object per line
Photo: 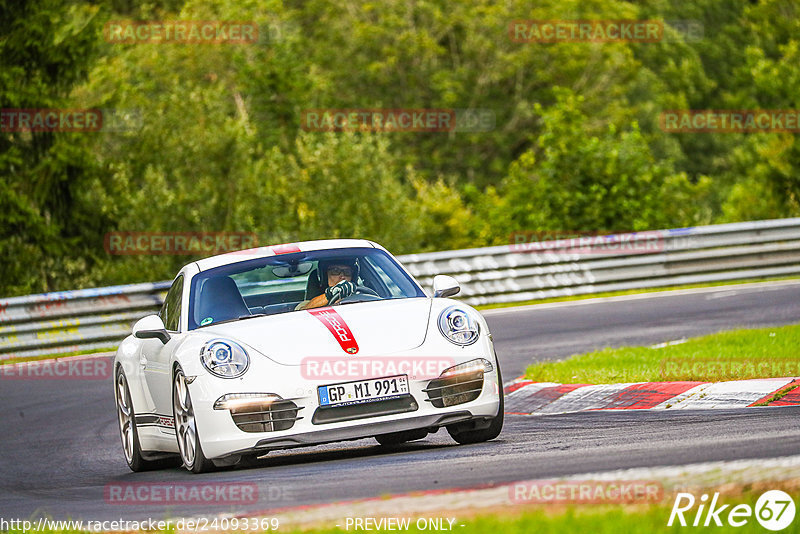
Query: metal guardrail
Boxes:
[
  {"xmin": 2, "ymin": 218, "xmax": 800, "ymax": 360},
  {"xmin": 0, "ymin": 283, "xmax": 169, "ymax": 359}
]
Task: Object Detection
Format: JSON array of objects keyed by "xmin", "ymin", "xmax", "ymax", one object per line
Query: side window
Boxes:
[{"xmin": 159, "ymin": 275, "xmax": 184, "ymax": 332}]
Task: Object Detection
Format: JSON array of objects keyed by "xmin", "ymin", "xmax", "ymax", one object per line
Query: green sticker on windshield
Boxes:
[{"xmin": 200, "ymin": 317, "xmax": 213, "ymax": 326}]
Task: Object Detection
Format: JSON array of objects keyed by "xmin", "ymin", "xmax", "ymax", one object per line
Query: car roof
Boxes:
[{"xmin": 193, "ymin": 238, "xmax": 382, "ymax": 272}]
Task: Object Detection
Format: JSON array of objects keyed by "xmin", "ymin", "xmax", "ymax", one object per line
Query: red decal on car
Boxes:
[
  {"xmin": 157, "ymin": 416, "xmax": 174, "ymax": 428},
  {"xmin": 271, "ymin": 243, "xmax": 301, "ymax": 255},
  {"xmin": 308, "ymin": 308, "xmax": 359, "ymax": 354}
]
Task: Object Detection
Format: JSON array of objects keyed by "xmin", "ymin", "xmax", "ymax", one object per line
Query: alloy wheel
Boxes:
[
  {"xmin": 173, "ymin": 370, "xmax": 197, "ymax": 467},
  {"xmin": 115, "ymin": 372, "xmax": 135, "ymax": 464}
]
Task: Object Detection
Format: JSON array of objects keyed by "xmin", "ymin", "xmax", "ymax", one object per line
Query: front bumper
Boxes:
[{"xmin": 188, "ymin": 350, "xmax": 501, "ymax": 460}]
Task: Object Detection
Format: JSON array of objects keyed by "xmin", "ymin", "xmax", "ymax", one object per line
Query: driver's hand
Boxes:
[{"xmin": 325, "ymin": 280, "xmax": 357, "ymax": 305}]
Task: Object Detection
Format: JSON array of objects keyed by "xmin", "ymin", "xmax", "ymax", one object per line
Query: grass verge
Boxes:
[
  {"xmin": 524, "ymin": 324, "xmax": 800, "ymax": 383},
  {"xmin": 5, "ymin": 488, "xmax": 796, "ymax": 533},
  {"xmin": 285, "ymin": 494, "xmax": 796, "ymax": 534}
]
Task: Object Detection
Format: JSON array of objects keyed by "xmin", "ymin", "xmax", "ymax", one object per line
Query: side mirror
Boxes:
[
  {"xmin": 433, "ymin": 275, "xmax": 460, "ymax": 298},
  {"xmin": 132, "ymin": 315, "xmax": 171, "ymax": 344}
]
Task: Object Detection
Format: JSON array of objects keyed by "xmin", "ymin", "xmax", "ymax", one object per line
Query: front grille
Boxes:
[
  {"xmin": 424, "ymin": 369, "xmax": 484, "ymax": 408},
  {"xmin": 230, "ymin": 399, "xmax": 303, "ymax": 433},
  {"xmin": 312, "ymin": 395, "xmax": 418, "ymax": 424}
]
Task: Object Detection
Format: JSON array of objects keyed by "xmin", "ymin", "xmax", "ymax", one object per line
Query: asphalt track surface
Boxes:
[{"xmin": 2, "ymin": 281, "xmax": 800, "ymax": 521}]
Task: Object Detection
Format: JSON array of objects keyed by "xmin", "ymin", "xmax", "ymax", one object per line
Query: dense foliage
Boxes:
[{"xmin": 2, "ymin": 0, "xmax": 799, "ymax": 295}]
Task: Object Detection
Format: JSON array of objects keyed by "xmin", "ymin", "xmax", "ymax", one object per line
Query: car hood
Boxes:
[{"xmin": 198, "ymin": 297, "xmax": 433, "ymax": 365}]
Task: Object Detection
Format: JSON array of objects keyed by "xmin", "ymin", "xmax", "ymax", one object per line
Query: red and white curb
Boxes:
[{"xmin": 503, "ymin": 377, "xmax": 800, "ymax": 415}]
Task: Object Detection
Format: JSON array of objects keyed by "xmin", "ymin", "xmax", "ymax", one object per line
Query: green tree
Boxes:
[
  {"xmin": 497, "ymin": 89, "xmax": 711, "ymax": 235},
  {"xmin": 0, "ymin": 0, "xmax": 107, "ymax": 295}
]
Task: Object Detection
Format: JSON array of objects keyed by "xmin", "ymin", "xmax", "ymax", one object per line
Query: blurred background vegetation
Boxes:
[{"xmin": 1, "ymin": 0, "xmax": 799, "ymax": 296}]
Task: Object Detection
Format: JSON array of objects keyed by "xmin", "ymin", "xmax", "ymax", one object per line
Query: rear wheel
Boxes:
[
  {"xmin": 173, "ymin": 367, "xmax": 215, "ymax": 473},
  {"xmin": 447, "ymin": 359, "xmax": 504, "ymax": 445},
  {"xmin": 115, "ymin": 368, "xmax": 176, "ymax": 471},
  {"xmin": 375, "ymin": 428, "xmax": 428, "ymax": 446}
]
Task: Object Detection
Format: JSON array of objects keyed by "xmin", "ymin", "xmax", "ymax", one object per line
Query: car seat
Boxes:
[
  {"xmin": 196, "ymin": 276, "xmax": 251, "ymax": 324},
  {"xmin": 304, "ymin": 268, "xmax": 324, "ymax": 301}
]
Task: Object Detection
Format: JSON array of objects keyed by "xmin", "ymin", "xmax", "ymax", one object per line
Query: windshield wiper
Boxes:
[
  {"xmin": 338, "ymin": 298, "xmax": 384, "ymax": 306},
  {"xmin": 239, "ymin": 313, "xmax": 267, "ymax": 320}
]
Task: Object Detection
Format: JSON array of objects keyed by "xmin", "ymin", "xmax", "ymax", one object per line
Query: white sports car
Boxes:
[{"xmin": 114, "ymin": 239, "xmax": 503, "ymax": 473}]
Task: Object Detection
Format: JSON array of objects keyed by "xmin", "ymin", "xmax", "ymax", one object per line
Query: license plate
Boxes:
[{"xmin": 318, "ymin": 375, "xmax": 409, "ymax": 407}]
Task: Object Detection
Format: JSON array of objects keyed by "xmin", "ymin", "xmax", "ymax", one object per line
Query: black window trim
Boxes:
[{"xmin": 160, "ymin": 274, "xmax": 184, "ymax": 333}]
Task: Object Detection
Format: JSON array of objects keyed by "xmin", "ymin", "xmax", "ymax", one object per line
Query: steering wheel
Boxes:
[{"xmin": 338, "ymin": 285, "xmax": 381, "ymax": 304}]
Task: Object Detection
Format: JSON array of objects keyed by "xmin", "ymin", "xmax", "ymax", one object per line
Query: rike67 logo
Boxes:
[{"xmin": 668, "ymin": 490, "xmax": 796, "ymax": 531}]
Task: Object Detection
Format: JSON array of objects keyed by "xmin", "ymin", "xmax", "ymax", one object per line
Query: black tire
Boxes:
[
  {"xmin": 173, "ymin": 367, "xmax": 216, "ymax": 474},
  {"xmin": 115, "ymin": 368, "xmax": 177, "ymax": 472},
  {"xmin": 375, "ymin": 428, "xmax": 428, "ymax": 446},
  {"xmin": 447, "ymin": 358, "xmax": 504, "ymax": 445}
]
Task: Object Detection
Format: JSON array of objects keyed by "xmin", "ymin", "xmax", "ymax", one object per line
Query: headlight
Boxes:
[
  {"xmin": 438, "ymin": 306, "xmax": 481, "ymax": 346},
  {"xmin": 200, "ymin": 339, "xmax": 250, "ymax": 379}
]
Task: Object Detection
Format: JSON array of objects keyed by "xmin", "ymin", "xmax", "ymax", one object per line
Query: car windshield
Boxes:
[{"xmin": 187, "ymin": 247, "xmax": 426, "ymax": 330}]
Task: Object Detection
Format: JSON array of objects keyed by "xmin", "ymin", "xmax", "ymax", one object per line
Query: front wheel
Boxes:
[
  {"xmin": 173, "ymin": 367, "xmax": 215, "ymax": 473},
  {"xmin": 115, "ymin": 368, "xmax": 176, "ymax": 471},
  {"xmin": 447, "ymin": 358, "xmax": 504, "ymax": 445}
]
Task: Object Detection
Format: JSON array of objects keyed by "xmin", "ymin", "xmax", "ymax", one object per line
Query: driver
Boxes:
[{"xmin": 296, "ymin": 259, "xmax": 359, "ymax": 310}]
